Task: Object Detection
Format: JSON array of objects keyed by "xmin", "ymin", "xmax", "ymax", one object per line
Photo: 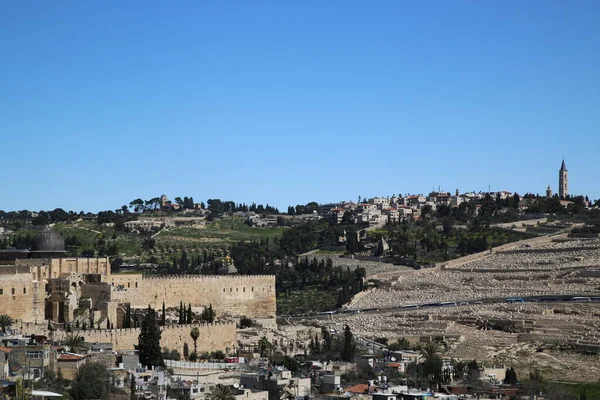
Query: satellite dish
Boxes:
[{"xmin": 233, "ymin": 384, "xmax": 240, "ymax": 389}]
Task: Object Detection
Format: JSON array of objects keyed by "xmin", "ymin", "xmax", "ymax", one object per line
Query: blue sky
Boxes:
[{"xmin": 1, "ymin": 1, "xmax": 599, "ymax": 212}]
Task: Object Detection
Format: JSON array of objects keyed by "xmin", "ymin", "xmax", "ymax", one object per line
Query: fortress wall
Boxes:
[
  {"xmin": 108, "ymin": 274, "xmax": 144, "ymax": 288},
  {"xmin": 53, "ymin": 322, "xmax": 237, "ymax": 353},
  {"xmin": 0, "ymin": 273, "xmax": 35, "ymax": 321},
  {"xmin": 15, "ymin": 257, "xmax": 110, "ymax": 280},
  {"xmin": 109, "ymin": 275, "xmax": 276, "ymax": 318},
  {"xmin": 50, "ymin": 258, "xmax": 110, "ymax": 277}
]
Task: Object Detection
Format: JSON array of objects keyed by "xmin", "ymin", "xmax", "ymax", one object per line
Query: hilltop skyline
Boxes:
[{"xmin": 1, "ymin": 1, "xmax": 599, "ymax": 212}]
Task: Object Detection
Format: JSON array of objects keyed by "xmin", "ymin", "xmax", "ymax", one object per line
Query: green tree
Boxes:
[
  {"xmin": 258, "ymin": 336, "xmax": 271, "ymax": 358},
  {"xmin": 341, "ymin": 325, "xmax": 357, "ymax": 362},
  {"xmin": 179, "ymin": 301, "xmax": 184, "ymax": 325},
  {"xmin": 63, "ymin": 333, "xmax": 87, "ymax": 353},
  {"xmin": 187, "ymin": 304, "xmax": 193, "ymax": 324},
  {"xmin": 137, "ymin": 306, "xmax": 164, "ymax": 369},
  {"xmin": 16, "ymin": 379, "xmax": 28, "ymax": 400},
  {"xmin": 70, "ymin": 362, "xmax": 111, "ymax": 400},
  {"xmin": 130, "ymin": 373, "xmax": 136, "ymax": 400},
  {"xmin": 208, "ymin": 384, "xmax": 236, "ymax": 400},
  {"xmin": 201, "ymin": 304, "xmax": 215, "ymax": 323},
  {"xmin": 0, "ymin": 314, "xmax": 14, "ymax": 333},
  {"xmin": 388, "ymin": 338, "xmax": 411, "ymax": 351},
  {"xmin": 183, "ymin": 342, "xmax": 190, "ymax": 360},
  {"xmin": 190, "ymin": 327, "xmax": 200, "ymax": 354},
  {"xmin": 419, "ymin": 342, "xmax": 442, "ymax": 363},
  {"xmin": 161, "ymin": 302, "xmax": 166, "ymax": 326}
]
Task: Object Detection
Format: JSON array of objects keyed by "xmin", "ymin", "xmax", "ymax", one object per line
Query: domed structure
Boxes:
[{"xmin": 32, "ymin": 228, "xmax": 65, "ymax": 252}]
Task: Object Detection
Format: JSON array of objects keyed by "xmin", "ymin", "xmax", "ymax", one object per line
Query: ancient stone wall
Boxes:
[
  {"xmin": 15, "ymin": 257, "xmax": 110, "ymax": 281},
  {"xmin": 0, "ymin": 272, "xmax": 34, "ymax": 321},
  {"xmin": 53, "ymin": 322, "xmax": 237, "ymax": 353},
  {"xmin": 108, "ymin": 275, "xmax": 276, "ymax": 318}
]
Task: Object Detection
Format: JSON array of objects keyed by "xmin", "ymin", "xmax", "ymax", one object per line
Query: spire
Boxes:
[{"xmin": 560, "ymin": 158, "xmax": 567, "ymax": 171}]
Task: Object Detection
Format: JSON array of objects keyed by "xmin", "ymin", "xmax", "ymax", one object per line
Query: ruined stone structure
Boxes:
[
  {"xmin": 0, "ymin": 229, "xmax": 276, "ymax": 326},
  {"xmin": 0, "ymin": 257, "xmax": 109, "ymax": 323}
]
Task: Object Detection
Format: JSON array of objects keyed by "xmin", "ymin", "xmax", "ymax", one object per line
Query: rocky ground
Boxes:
[
  {"xmin": 293, "ymin": 238, "xmax": 600, "ymax": 383},
  {"xmin": 348, "ymin": 239, "xmax": 600, "ymax": 310}
]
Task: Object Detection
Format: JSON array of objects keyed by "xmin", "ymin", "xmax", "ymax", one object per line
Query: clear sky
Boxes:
[{"xmin": 1, "ymin": 1, "xmax": 599, "ymax": 212}]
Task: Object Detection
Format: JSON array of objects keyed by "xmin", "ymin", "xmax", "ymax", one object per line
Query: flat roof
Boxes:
[{"xmin": 31, "ymin": 390, "xmax": 63, "ymax": 397}]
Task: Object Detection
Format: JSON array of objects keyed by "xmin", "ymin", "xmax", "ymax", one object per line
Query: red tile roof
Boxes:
[
  {"xmin": 345, "ymin": 384, "xmax": 374, "ymax": 394},
  {"xmin": 58, "ymin": 354, "xmax": 86, "ymax": 361},
  {"xmin": 0, "ymin": 347, "xmax": 13, "ymax": 353}
]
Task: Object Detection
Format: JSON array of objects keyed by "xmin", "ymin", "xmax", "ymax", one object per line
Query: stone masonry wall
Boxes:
[
  {"xmin": 108, "ymin": 275, "xmax": 276, "ymax": 318},
  {"xmin": 53, "ymin": 322, "xmax": 237, "ymax": 353},
  {"xmin": 0, "ymin": 273, "xmax": 34, "ymax": 321}
]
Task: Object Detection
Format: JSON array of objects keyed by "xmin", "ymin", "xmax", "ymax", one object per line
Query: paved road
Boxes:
[{"xmin": 285, "ymin": 293, "xmax": 600, "ymax": 321}]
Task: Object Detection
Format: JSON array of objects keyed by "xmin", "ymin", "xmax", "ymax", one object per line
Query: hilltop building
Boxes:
[{"xmin": 559, "ymin": 159, "xmax": 568, "ymax": 199}]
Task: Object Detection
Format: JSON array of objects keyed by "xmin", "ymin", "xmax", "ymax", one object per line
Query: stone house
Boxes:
[
  {"xmin": 0, "ymin": 347, "xmax": 12, "ymax": 379},
  {"xmin": 56, "ymin": 353, "xmax": 88, "ymax": 380}
]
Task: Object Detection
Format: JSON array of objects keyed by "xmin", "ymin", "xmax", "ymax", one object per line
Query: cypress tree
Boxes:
[
  {"xmin": 183, "ymin": 343, "xmax": 189, "ymax": 360},
  {"xmin": 341, "ymin": 325, "xmax": 356, "ymax": 362},
  {"xmin": 179, "ymin": 302, "xmax": 184, "ymax": 325},
  {"xmin": 130, "ymin": 373, "xmax": 136, "ymax": 400},
  {"xmin": 161, "ymin": 302, "xmax": 166, "ymax": 326},
  {"xmin": 314, "ymin": 334, "xmax": 321, "ymax": 354},
  {"xmin": 187, "ymin": 304, "xmax": 192, "ymax": 324},
  {"xmin": 137, "ymin": 306, "xmax": 164, "ymax": 369},
  {"xmin": 124, "ymin": 304, "xmax": 132, "ymax": 329}
]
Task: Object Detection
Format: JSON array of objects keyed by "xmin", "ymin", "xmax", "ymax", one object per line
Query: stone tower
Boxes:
[
  {"xmin": 546, "ymin": 185, "xmax": 553, "ymax": 199},
  {"xmin": 559, "ymin": 159, "xmax": 568, "ymax": 199}
]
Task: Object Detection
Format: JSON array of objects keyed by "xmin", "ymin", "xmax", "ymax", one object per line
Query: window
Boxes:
[
  {"xmin": 23, "ymin": 288, "xmax": 26, "ymax": 294},
  {"xmin": 128, "ymin": 283, "xmax": 130, "ymax": 288},
  {"xmin": 12, "ymin": 288, "xmax": 15, "ymax": 295},
  {"xmin": 243, "ymin": 287, "xmax": 245, "ymax": 292},
  {"xmin": 26, "ymin": 351, "xmax": 43, "ymax": 359},
  {"xmin": 0, "ymin": 289, "xmax": 2, "ymax": 295},
  {"xmin": 230, "ymin": 288, "xmax": 232, "ymax": 292},
  {"xmin": 135, "ymin": 282, "xmax": 138, "ymax": 288},
  {"xmin": 223, "ymin": 288, "xmax": 225, "ymax": 292},
  {"xmin": 251, "ymin": 287, "xmax": 254, "ymax": 292}
]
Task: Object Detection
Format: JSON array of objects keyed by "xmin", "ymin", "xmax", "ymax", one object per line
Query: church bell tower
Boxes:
[{"xmin": 559, "ymin": 159, "xmax": 568, "ymax": 199}]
